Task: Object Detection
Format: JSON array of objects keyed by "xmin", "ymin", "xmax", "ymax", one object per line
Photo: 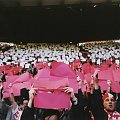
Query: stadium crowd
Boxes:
[{"xmin": 0, "ymin": 40, "xmax": 120, "ymax": 120}]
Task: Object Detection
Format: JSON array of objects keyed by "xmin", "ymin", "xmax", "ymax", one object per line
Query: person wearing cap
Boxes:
[{"xmin": 90, "ymin": 76, "xmax": 120, "ymax": 120}]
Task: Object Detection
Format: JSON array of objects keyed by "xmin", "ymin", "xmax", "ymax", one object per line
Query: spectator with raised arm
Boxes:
[
  {"xmin": 66, "ymin": 76, "xmax": 92, "ymax": 120},
  {"xmin": 90, "ymin": 74, "xmax": 120, "ymax": 120}
]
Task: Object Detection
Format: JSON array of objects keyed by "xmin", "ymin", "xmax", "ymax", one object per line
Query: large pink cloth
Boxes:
[
  {"xmin": 33, "ymin": 75, "xmax": 71, "ymax": 109},
  {"xmin": 84, "ymin": 73, "xmax": 92, "ymax": 83},
  {"xmin": 98, "ymin": 69, "xmax": 114, "ymax": 81},
  {"xmin": 112, "ymin": 69, "xmax": 120, "ymax": 82},
  {"xmin": 33, "ymin": 77, "xmax": 69, "ymax": 90},
  {"xmin": 82, "ymin": 63, "xmax": 91, "ymax": 74},
  {"xmin": 100, "ymin": 62, "xmax": 108, "ymax": 70},
  {"xmin": 50, "ymin": 62, "xmax": 76, "ymax": 79},
  {"xmin": 3, "ymin": 81, "xmax": 32, "ymax": 98},
  {"xmin": 68, "ymin": 78, "xmax": 78, "ymax": 93},
  {"xmin": 12, "ymin": 72, "xmax": 30, "ymax": 84},
  {"xmin": 6, "ymin": 75, "xmax": 19, "ymax": 83},
  {"xmin": 34, "ymin": 68, "xmax": 50, "ymax": 79},
  {"xmin": 111, "ymin": 81, "xmax": 120, "ymax": 93},
  {"xmin": 99, "ymin": 81, "xmax": 109, "ymax": 92},
  {"xmin": 34, "ymin": 92, "xmax": 70, "ymax": 109}
]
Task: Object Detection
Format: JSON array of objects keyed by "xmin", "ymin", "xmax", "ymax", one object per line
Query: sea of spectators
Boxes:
[
  {"xmin": 0, "ymin": 40, "xmax": 120, "ymax": 120},
  {"xmin": 0, "ymin": 41, "xmax": 120, "ymax": 67}
]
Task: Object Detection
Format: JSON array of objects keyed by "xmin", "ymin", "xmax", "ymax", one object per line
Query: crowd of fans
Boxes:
[
  {"xmin": 0, "ymin": 41, "xmax": 120, "ymax": 67},
  {"xmin": 0, "ymin": 40, "xmax": 120, "ymax": 120}
]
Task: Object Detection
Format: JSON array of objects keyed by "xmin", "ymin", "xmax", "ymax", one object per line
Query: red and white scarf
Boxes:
[{"xmin": 107, "ymin": 111, "xmax": 120, "ymax": 120}]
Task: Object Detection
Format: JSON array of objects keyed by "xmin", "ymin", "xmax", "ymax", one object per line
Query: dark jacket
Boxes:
[
  {"xmin": 70, "ymin": 89, "xmax": 92, "ymax": 120},
  {"xmin": 90, "ymin": 88, "xmax": 108, "ymax": 120},
  {"xmin": 0, "ymin": 101, "xmax": 13, "ymax": 120},
  {"xmin": 20, "ymin": 106, "xmax": 34, "ymax": 120},
  {"xmin": 116, "ymin": 93, "xmax": 120, "ymax": 113}
]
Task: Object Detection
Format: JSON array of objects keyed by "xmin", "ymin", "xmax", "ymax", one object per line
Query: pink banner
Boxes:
[
  {"xmin": 3, "ymin": 82, "xmax": 10, "ymax": 90},
  {"xmin": 112, "ymin": 69, "xmax": 120, "ymax": 82},
  {"xmin": 3, "ymin": 82, "xmax": 14, "ymax": 97},
  {"xmin": 34, "ymin": 76, "xmax": 78, "ymax": 93},
  {"xmin": 3, "ymin": 81, "xmax": 32, "ymax": 97},
  {"xmin": 12, "ymin": 83, "xmax": 22, "ymax": 96},
  {"xmin": 0, "ymin": 66, "xmax": 4, "ymax": 72},
  {"xmin": 34, "ymin": 68, "xmax": 50, "ymax": 79},
  {"xmin": 99, "ymin": 81, "xmax": 109, "ymax": 92},
  {"xmin": 12, "ymin": 72, "xmax": 30, "ymax": 84},
  {"xmin": 3, "ymin": 90, "xmax": 10, "ymax": 98},
  {"xmin": 12, "ymin": 81, "xmax": 32, "ymax": 96},
  {"xmin": 111, "ymin": 81, "xmax": 120, "ymax": 93},
  {"xmin": 3, "ymin": 87, "xmax": 13, "ymax": 98},
  {"xmin": 49, "ymin": 76, "xmax": 67, "ymax": 81},
  {"xmin": 98, "ymin": 69, "xmax": 114, "ymax": 81},
  {"xmin": 7, "ymin": 71, "xmax": 14, "ymax": 76},
  {"xmin": 100, "ymin": 63, "xmax": 108, "ymax": 70},
  {"xmin": 68, "ymin": 78, "xmax": 78, "ymax": 93},
  {"xmin": 50, "ymin": 62, "xmax": 76, "ymax": 79},
  {"xmin": 34, "ymin": 92, "xmax": 70, "ymax": 109},
  {"xmin": 110, "ymin": 64, "xmax": 116, "ymax": 70},
  {"xmin": 82, "ymin": 63, "xmax": 91, "ymax": 74},
  {"xmin": 4, "ymin": 65, "xmax": 11, "ymax": 70},
  {"xmin": 6, "ymin": 75, "xmax": 19, "ymax": 83},
  {"xmin": 84, "ymin": 73, "xmax": 92, "ymax": 83},
  {"xmin": 90, "ymin": 65, "xmax": 96, "ymax": 74},
  {"xmin": 4, "ymin": 70, "xmax": 11, "ymax": 74},
  {"xmin": 33, "ymin": 78, "xmax": 69, "ymax": 90}
]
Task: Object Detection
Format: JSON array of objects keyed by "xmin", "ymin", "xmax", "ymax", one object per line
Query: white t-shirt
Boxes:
[{"xmin": 12, "ymin": 105, "xmax": 23, "ymax": 120}]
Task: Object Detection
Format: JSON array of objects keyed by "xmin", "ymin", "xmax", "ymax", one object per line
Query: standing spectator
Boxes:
[{"xmin": 90, "ymin": 76, "xmax": 120, "ymax": 120}]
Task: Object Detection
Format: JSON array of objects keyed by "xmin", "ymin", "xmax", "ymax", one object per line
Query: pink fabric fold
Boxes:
[
  {"xmin": 12, "ymin": 72, "xmax": 30, "ymax": 84},
  {"xmin": 50, "ymin": 62, "xmax": 76, "ymax": 79},
  {"xmin": 34, "ymin": 68, "xmax": 50, "ymax": 79}
]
